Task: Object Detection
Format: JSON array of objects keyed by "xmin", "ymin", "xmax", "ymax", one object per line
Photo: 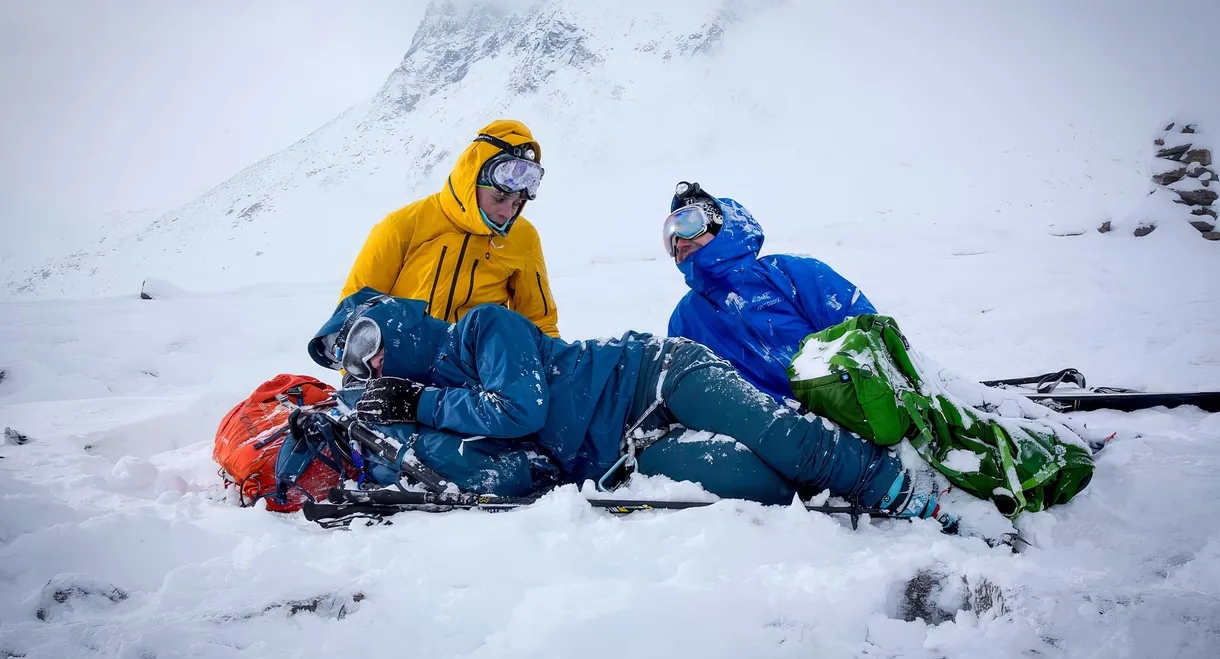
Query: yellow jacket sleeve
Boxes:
[
  {"xmin": 510, "ymin": 226, "xmax": 560, "ymax": 338},
  {"xmin": 339, "ymin": 210, "xmax": 411, "ymax": 301}
]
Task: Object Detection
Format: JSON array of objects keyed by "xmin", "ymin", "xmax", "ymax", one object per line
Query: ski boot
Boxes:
[{"xmin": 878, "ymin": 468, "xmax": 959, "ymax": 534}]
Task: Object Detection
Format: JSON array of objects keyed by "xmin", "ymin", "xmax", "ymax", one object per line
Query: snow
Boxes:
[
  {"xmin": 942, "ymin": 450, "xmax": 983, "ymax": 473},
  {"xmin": 789, "ymin": 331, "xmax": 850, "ymax": 380},
  {"xmin": 672, "ymin": 429, "xmax": 749, "ymax": 453},
  {"xmin": 3, "ymin": 1, "xmax": 1220, "ymax": 657}
]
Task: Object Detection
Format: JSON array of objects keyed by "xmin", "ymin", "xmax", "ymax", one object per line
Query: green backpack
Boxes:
[{"xmin": 787, "ymin": 315, "xmax": 1094, "ymax": 516}]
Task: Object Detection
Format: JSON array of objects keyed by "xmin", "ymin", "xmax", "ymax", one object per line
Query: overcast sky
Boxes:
[{"xmin": 0, "ymin": 0, "xmax": 427, "ymax": 227}]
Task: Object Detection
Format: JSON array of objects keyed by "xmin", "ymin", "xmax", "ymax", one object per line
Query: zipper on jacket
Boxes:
[
  {"xmin": 447, "ymin": 177, "xmax": 466, "ymax": 212},
  {"xmin": 536, "ymin": 271, "xmax": 550, "ymax": 316},
  {"xmin": 443, "ymin": 234, "xmax": 472, "ymax": 321},
  {"xmin": 426, "ymin": 245, "xmax": 448, "ymax": 316},
  {"xmin": 454, "ymin": 259, "xmax": 479, "ymax": 319}
]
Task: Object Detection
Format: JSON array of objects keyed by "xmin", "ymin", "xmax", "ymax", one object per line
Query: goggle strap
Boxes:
[
  {"xmin": 474, "ymin": 134, "xmax": 538, "ymax": 162},
  {"xmin": 474, "ymin": 134, "xmax": 514, "ymax": 150}
]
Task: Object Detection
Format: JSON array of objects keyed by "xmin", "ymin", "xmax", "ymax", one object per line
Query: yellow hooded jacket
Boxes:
[{"xmin": 339, "ymin": 120, "xmax": 560, "ymax": 337}]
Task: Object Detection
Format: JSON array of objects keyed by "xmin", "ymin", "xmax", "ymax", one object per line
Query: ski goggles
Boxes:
[
  {"xmin": 338, "ymin": 316, "xmax": 383, "ymax": 382},
  {"xmin": 484, "ymin": 154, "xmax": 544, "ymax": 200},
  {"xmin": 474, "ymin": 134, "xmax": 544, "ymax": 200},
  {"xmin": 662, "ymin": 204, "xmax": 714, "ymax": 256}
]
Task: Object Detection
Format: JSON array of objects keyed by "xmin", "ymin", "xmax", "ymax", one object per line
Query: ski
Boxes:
[
  {"xmin": 302, "ymin": 487, "xmax": 899, "ymax": 530},
  {"xmin": 1021, "ymin": 390, "xmax": 1220, "ymax": 413},
  {"xmin": 981, "ymin": 368, "xmax": 1089, "ymax": 393},
  {"xmin": 983, "ymin": 368, "xmax": 1219, "ymax": 413},
  {"xmin": 301, "ymin": 488, "xmax": 1020, "ymax": 545}
]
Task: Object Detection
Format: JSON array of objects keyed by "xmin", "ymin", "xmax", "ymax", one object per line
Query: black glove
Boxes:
[{"xmin": 355, "ymin": 377, "xmax": 426, "ymax": 425}]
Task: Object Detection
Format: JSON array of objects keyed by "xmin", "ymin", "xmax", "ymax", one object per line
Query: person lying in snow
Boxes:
[
  {"xmin": 663, "ymin": 181, "xmax": 876, "ymax": 402},
  {"xmin": 307, "ymin": 288, "xmax": 957, "ymax": 528}
]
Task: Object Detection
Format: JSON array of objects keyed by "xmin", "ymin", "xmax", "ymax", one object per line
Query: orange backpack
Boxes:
[{"xmin": 213, "ymin": 374, "xmax": 343, "ymax": 512}]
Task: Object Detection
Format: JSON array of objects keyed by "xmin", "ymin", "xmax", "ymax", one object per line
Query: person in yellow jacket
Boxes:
[{"xmin": 339, "ymin": 119, "xmax": 560, "ymax": 337}]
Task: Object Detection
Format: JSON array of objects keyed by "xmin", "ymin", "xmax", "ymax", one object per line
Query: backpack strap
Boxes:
[{"xmin": 273, "ymin": 410, "xmax": 356, "ymax": 506}]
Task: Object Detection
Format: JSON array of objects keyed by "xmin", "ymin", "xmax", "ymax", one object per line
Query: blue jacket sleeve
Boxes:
[
  {"xmin": 415, "ymin": 306, "xmax": 549, "ymax": 438},
  {"xmin": 667, "ymin": 299, "xmax": 687, "ymax": 338},
  {"xmin": 779, "ymin": 256, "xmax": 876, "ymax": 330}
]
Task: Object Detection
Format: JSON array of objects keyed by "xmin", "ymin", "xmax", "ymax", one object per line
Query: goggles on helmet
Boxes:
[
  {"xmin": 474, "ymin": 134, "xmax": 544, "ymax": 200},
  {"xmin": 484, "ymin": 154, "xmax": 544, "ymax": 200},
  {"xmin": 662, "ymin": 204, "xmax": 714, "ymax": 257},
  {"xmin": 338, "ymin": 316, "xmax": 383, "ymax": 382}
]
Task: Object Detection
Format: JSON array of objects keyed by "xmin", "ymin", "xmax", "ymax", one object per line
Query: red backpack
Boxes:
[{"xmin": 213, "ymin": 374, "xmax": 346, "ymax": 512}]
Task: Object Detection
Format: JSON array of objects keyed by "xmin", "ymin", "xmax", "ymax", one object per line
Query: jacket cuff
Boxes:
[{"xmin": 416, "ymin": 387, "xmax": 442, "ymax": 427}]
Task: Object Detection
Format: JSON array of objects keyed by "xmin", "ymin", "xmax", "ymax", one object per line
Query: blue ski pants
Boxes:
[{"xmin": 630, "ymin": 340, "xmax": 902, "ymax": 506}]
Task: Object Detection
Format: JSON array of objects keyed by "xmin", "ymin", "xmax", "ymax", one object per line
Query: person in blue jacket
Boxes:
[
  {"xmin": 664, "ymin": 181, "xmax": 877, "ymax": 402},
  {"xmin": 308, "ymin": 288, "xmax": 952, "ymax": 526}
]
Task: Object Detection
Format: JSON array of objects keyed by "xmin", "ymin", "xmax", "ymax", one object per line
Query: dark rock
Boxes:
[
  {"xmin": 36, "ymin": 578, "xmax": 128, "ymax": 621},
  {"xmin": 969, "ymin": 576, "xmax": 1006, "ymax": 617},
  {"xmin": 1190, "ymin": 219, "xmax": 1217, "ymax": 233},
  {"xmin": 1203, "ymin": 231, "xmax": 1220, "ymax": 241},
  {"xmin": 4, "ymin": 427, "xmax": 31, "ymax": 445},
  {"xmin": 896, "ymin": 568, "xmax": 960, "ymax": 625},
  {"xmin": 1165, "ymin": 122, "xmax": 1176, "ymax": 131},
  {"xmin": 1098, "ymin": 220, "xmax": 1112, "ymax": 233},
  {"xmin": 893, "ymin": 568, "xmax": 1006, "ymax": 625},
  {"xmin": 238, "ymin": 202, "xmax": 266, "ymax": 221},
  {"xmin": 1154, "ymin": 138, "xmax": 1165, "ymax": 146},
  {"xmin": 1157, "ymin": 144, "xmax": 1192, "ymax": 161},
  {"xmin": 1184, "ymin": 148, "xmax": 1212, "ymax": 167},
  {"xmin": 1153, "ymin": 167, "xmax": 1187, "ymax": 186},
  {"xmin": 1175, "ymin": 189, "xmax": 1219, "ymax": 206},
  {"xmin": 1191, "ymin": 207, "xmax": 1218, "ymax": 219},
  {"xmin": 1133, "ymin": 224, "xmax": 1157, "ymax": 237},
  {"xmin": 1182, "ymin": 124, "xmax": 1197, "ymax": 134},
  {"xmin": 217, "ymin": 592, "xmax": 366, "ymax": 622}
]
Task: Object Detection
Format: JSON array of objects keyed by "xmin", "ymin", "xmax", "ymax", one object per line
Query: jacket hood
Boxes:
[
  {"xmin": 309, "ymin": 287, "xmax": 452, "ymax": 380},
  {"xmin": 674, "ymin": 196, "xmax": 765, "ymax": 292},
  {"xmin": 439, "ymin": 119, "xmax": 542, "ymax": 236}
]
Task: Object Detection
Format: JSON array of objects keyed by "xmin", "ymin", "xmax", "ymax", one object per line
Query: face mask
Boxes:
[{"xmin": 480, "ymin": 208, "xmax": 512, "ymax": 236}]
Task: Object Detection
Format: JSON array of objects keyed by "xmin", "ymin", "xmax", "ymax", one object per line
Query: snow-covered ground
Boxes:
[
  {"xmin": 3, "ymin": 1, "xmax": 1220, "ymax": 657},
  {"xmin": 3, "ymin": 233, "xmax": 1219, "ymax": 658}
]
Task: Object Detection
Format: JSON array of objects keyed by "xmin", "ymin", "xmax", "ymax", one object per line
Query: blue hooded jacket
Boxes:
[
  {"xmin": 309, "ymin": 288, "xmax": 654, "ymax": 483},
  {"xmin": 668, "ymin": 197, "xmax": 876, "ymax": 401}
]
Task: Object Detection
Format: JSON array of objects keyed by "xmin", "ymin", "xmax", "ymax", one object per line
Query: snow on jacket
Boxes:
[
  {"xmin": 339, "ymin": 119, "xmax": 560, "ymax": 337},
  {"xmin": 310, "ymin": 288, "xmax": 651, "ymax": 483},
  {"xmin": 668, "ymin": 197, "xmax": 876, "ymax": 401}
]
